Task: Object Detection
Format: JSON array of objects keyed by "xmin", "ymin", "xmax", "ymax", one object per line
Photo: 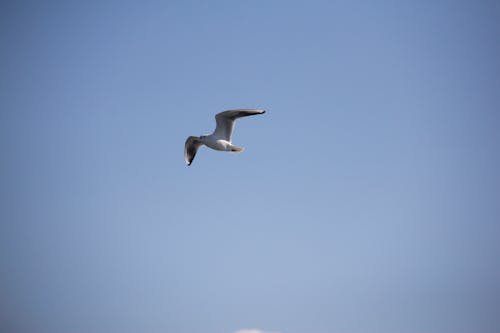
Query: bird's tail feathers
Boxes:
[{"xmin": 230, "ymin": 145, "xmax": 244, "ymax": 153}]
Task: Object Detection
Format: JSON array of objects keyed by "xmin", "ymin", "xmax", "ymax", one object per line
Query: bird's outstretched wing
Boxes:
[
  {"xmin": 184, "ymin": 136, "xmax": 204, "ymax": 166},
  {"xmin": 213, "ymin": 109, "xmax": 265, "ymax": 141}
]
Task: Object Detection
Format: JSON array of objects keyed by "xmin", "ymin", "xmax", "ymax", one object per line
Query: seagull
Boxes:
[{"xmin": 184, "ymin": 109, "xmax": 266, "ymax": 166}]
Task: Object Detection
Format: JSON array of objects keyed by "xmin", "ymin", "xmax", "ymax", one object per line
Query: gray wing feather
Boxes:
[
  {"xmin": 184, "ymin": 136, "xmax": 203, "ymax": 166},
  {"xmin": 214, "ymin": 109, "xmax": 265, "ymax": 141}
]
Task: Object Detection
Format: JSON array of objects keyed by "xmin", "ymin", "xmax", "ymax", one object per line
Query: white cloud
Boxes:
[{"xmin": 233, "ymin": 329, "xmax": 280, "ymax": 333}]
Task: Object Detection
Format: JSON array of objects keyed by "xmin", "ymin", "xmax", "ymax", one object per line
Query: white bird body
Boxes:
[
  {"xmin": 184, "ymin": 109, "xmax": 265, "ymax": 166},
  {"xmin": 201, "ymin": 137, "xmax": 236, "ymax": 151}
]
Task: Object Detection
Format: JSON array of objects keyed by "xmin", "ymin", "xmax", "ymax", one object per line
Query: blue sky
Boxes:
[{"xmin": 1, "ymin": 1, "xmax": 500, "ymax": 333}]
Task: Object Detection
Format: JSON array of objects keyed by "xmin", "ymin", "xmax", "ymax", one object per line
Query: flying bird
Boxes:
[{"xmin": 184, "ymin": 109, "xmax": 266, "ymax": 166}]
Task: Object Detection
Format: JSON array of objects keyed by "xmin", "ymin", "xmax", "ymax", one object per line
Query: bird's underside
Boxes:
[{"xmin": 184, "ymin": 109, "xmax": 265, "ymax": 166}]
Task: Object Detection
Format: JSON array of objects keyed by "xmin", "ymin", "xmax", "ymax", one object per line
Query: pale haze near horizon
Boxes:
[{"xmin": 1, "ymin": 1, "xmax": 500, "ymax": 333}]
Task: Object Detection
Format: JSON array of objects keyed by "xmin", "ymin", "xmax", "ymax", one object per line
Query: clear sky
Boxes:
[{"xmin": 1, "ymin": 1, "xmax": 500, "ymax": 333}]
